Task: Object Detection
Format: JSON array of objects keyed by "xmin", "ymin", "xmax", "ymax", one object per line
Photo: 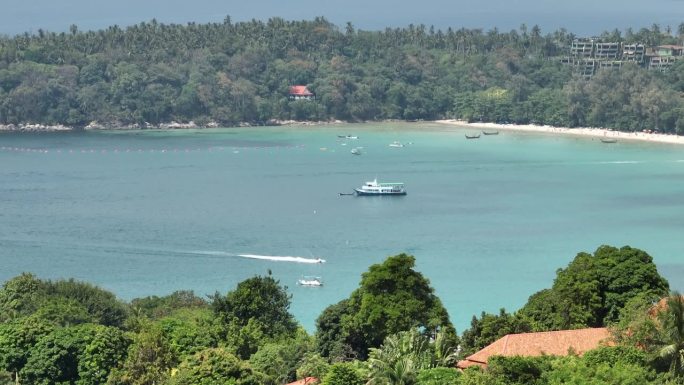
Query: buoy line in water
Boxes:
[
  {"xmin": 0, "ymin": 145, "xmax": 305, "ymax": 153},
  {"xmin": 0, "ymin": 145, "xmax": 305, "ymax": 154}
]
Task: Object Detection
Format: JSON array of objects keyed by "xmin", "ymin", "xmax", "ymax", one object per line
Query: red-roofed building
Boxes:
[
  {"xmin": 648, "ymin": 295, "xmax": 684, "ymax": 318},
  {"xmin": 289, "ymin": 85, "xmax": 315, "ymax": 100},
  {"xmin": 285, "ymin": 377, "xmax": 319, "ymax": 385},
  {"xmin": 456, "ymin": 328, "xmax": 612, "ymax": 370}
]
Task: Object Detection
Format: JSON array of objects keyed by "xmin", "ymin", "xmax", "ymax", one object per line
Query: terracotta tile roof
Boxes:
[
  {"xmin": 648, "ymin": 295, "xmax": 684, "ymax": 318},
  {"xmin": 285, "ymin": 377, "xmax": 319, "ymax": 385},
  {"xmin": 456, "ymin": 328, "xmax": 612, "ymax": 369},
  {"xmin": 289, "ymin": 85, "xmax": 314, "ymax": 96}
]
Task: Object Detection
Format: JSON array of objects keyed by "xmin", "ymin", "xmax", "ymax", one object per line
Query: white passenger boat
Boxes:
[{"xmin": 355, "ymin": 179, "xmax": 407, "ymax": 196}]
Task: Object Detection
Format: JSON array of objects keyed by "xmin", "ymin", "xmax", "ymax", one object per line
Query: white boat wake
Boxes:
[
  {"xmin": 597, "ymin": 160, "xmax": 642, "ymax": 164},
  {"xmin": 238, "ymin": 254, "xmax": 326, "ymax": 264},
  {"xmin": 191, "ymin": 250, "xmax": 325, "ymax": 264}
]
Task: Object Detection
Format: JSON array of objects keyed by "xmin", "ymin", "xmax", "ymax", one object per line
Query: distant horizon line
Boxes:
[{"xmin": 1, "ymin": 14, "xmax": 682, "ymax": 39}]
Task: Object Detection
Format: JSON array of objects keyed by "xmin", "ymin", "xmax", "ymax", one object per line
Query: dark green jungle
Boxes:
[
  {"xmin": 0, "ymin": 17, "xmax": 683, "ymax": 131},
  {"xmin": 1, "ymin": 246, "xmax": 684, "ymax": 385}
]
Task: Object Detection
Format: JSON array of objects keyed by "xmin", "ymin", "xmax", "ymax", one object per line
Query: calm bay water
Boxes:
[{"xmin": 2, "ymin": 122, "xmax": 684, "ymax": 332}]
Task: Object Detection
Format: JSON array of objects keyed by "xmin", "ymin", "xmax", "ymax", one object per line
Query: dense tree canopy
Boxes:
[
  {"xmin": 518, "ymin": 245, "xmax": 669, "ymax": 330},
  {"xmin": 20, "ymin": 324, "xmax": 129, "ymax": 385},
  {"xmin": 458, "ymin": 245, "xmax": 670, "ymax": 358},
  {"xmin": 316, "ymin": 254, "xmax": 455, "ymax": 360},
  {"xmin": 212, "ymin": 275, "xmax": 296, "ymax": 334},
  {"xmin": 0, "ymin": 244, "xmax": 679, "ymax": 384},
  {"xmin": 0, "ymin": 318, "xmax": 53, "ymax": 384},
  {"xmin": 130, "ymin": 290, "xmax": 208, "ymax": 320},
  {"xmin": 0, "ymin": 274, "xmax": 128, "ymax": 328},
  {"xmin": 0, "ymin": 18, "xmax": 682, "ymax": 131},
  {"xmin": 459, "ymin": 309, "xmax": 532, "ymax": 358},
  {"xmin": 167, "ymin": 348, "xmax": 266, "ymax": 385},
  {"xmin": 211, "ymin": 274, "xmax": 298, "ymax": 359}
]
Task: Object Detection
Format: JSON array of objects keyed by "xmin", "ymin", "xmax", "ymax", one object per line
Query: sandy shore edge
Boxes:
[
  {"xmin": 435, "ymin": 119, "xmax": 684, "ymax": 145},
  {"xmin": 4, "ymin": 118, "xmax": 684, "ymax": 146}
]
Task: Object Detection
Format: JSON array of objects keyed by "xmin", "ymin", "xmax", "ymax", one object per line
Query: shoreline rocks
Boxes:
[
  {"xmin": 0, "ymin": 119, "xmax": 348, "ymax": 132},
  {"xmin": 0, "ymin": 123, "xmax": 74, "ymax": 132}
]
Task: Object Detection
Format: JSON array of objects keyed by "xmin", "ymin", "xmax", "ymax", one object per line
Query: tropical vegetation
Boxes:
[
  {"xmin": 0, "ymin": 246, "xmax": 682, "ymax": 384},
  {"xmin": 0, "ymin": 18, "xmax": 683, "ymax": 132}
]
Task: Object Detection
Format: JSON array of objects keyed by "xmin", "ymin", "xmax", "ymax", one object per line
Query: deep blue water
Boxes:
[{"xmin": 2, "ymin": 122, "xmax": 684, "ymax": 332}]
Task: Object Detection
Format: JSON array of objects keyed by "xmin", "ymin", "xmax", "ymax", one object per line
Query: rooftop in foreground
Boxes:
[{"xmin": 457, "ymin": 327, "xmax": 612, "ymax": 369}]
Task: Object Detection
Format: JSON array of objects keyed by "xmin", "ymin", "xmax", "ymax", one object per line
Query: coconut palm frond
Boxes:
[{"xmin": 660, "ymin": 344, "xmax": 678, "ymax": 358}]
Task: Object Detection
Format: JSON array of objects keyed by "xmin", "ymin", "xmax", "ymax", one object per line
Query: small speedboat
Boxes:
[
  {"xmin": 346, "ymin": 135, "xmax": 359, "ymax": 139},
  {"xmin": 389, "ymin": 141, "xmax": 404, "ymax": 148},
  {"xmin": 297, "ymin": 276, "xmax": 323, "ymax": 286}
]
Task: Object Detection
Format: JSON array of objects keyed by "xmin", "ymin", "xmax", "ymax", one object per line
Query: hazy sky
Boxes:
[{"xmin": 0, "ymin": 0, "xmax": 682, "ymax": 37}]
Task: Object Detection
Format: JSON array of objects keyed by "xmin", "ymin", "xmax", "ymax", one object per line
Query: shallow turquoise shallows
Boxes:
[{"xmin": 2, "ymin": 122, "xmax": 684, "ymax": 332}]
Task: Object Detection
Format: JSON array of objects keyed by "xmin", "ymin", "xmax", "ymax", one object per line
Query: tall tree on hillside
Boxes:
[
  {"xmin": 519, "ymin": 245, "xmax": 669, "ymax": 331},
  {"xmin": 0, "ymin": 273, "xmax": 47, "ymax": 321},
  {"xmin": 316, "ymin": 254, "xmax": 456, "ymax": 360},
  {"xmin": 212, "ymin": 274, "xmax": 296, "ymax": 338},
  {"xmin": 211, "ymin": 273, "xmax": 297, "ymax": 358}
]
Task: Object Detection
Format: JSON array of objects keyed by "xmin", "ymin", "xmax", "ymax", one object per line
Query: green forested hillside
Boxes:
[
  {"xmin": 0, "ymin": 17, "xmax": 683, "ymax": 131},
  {"xmin": 0, "ymin": 248, "xmax": 682, "ymax": 385}
]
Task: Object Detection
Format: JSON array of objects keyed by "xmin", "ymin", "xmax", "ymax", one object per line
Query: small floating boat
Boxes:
[
  {"xmin": 297, "ymin": 276, "xmax": 323, "ymax": 287},
  {"xmin": 346, "ymin": 135, "xmax": 359, "ymax": 140},
  {"xmin": 600, "ymin": 138, "xmax": 617, "ymax": 143},
  {"xmin": 465, "ymin": 134, "xmax": 481, "ymax": 139},
  {"xmin": 351, "ymin": 147, "xmax": 362, "ymax": 155},
  {"xmin": 389, "ymin": 141, "xmax": 404, "ymax": 147},
  {"xmin": 482, "ymin": 130, "xmax": 499, "ymax": 135}
]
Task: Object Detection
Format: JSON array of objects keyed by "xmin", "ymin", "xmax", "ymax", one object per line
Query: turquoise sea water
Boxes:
[{"xmin": 2, "ymin": 122, "xmax": 684, "ymax": 332}]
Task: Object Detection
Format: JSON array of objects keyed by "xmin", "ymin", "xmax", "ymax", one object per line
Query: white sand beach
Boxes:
[{"xmin": 435, "ymin": 119, "xmax": 684, "ymax": 145}]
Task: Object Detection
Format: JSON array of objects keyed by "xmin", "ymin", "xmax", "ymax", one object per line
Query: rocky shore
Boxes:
[
  {"xmin": 0, "ymin": 123, "xmax": 74, "ymax": 132},
  {"xmin": 0, "ymin": 119, "xmax": 346, "ymax": 132}
]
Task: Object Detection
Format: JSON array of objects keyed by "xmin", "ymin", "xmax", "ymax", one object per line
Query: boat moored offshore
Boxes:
[{"xmin": 355, "ymin": 179, "xmax": 407, "ymax": 196}]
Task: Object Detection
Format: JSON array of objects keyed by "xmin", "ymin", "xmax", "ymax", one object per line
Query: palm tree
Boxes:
[
  {"xmin": 657, "ymin": 292, "xmax": 684, "ymax": 377},
  {"xmin": 433, "ymin": 330, "xmax": 459, "ymax": 367},
  {"xmin": 369, "ymin": 355, "xmax": 419, "ymax": 385},
  {"xmin": 367, "ymin": 329, "xmax": 431, "ymax": 385}
]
